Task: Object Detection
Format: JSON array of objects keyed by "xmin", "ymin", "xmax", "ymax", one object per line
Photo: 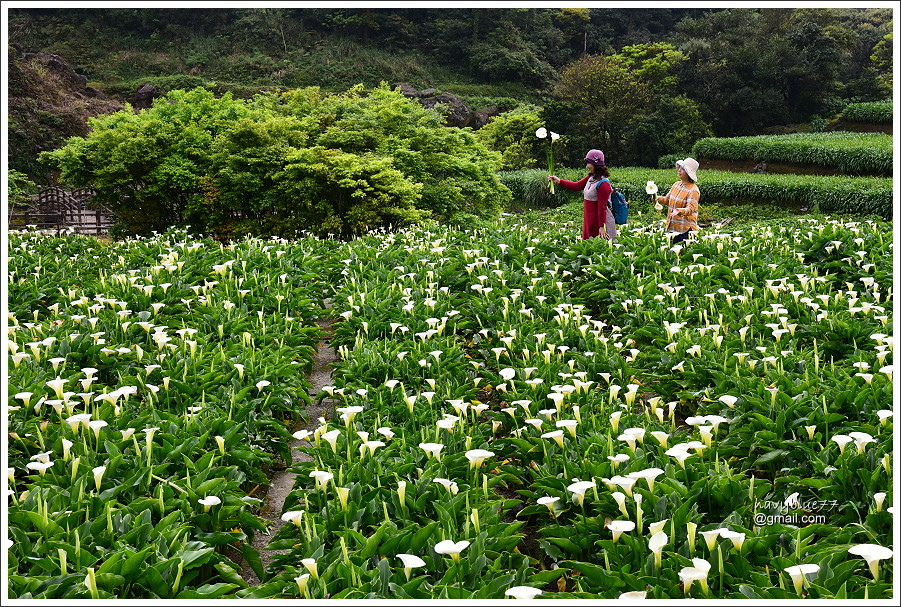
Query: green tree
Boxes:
[
  {"xmin": 624, "ymin": 95, "xmax": 712, "ymax": 167},
  {"xmin": 189, "ymin": 112, "xmax": 310, "ymax": 236},
  {"xmin": 675, "ymin": 9, "xmax": 783, "ymax": 134},
  {"xmin": 468, "ymin": 22, "xmax": 558, "ymax": 87},
  {"xmin": 869, "ymin": 26, "xmax": 893, "ymax": 96},
  {"xmin": 552, "ymin": 43, "xmax": 710, "ymax": 166},
  {"xmin": 554, "ymin": 53, "xmax": 648, "ymax": 160},
  {"xmin": 675, "ymin": 8, "xmax": 863, "ymax": 134},
  {"xmin": 232, "ymin": 8, "xmax": 293, "ymax": 53},
  {"xmin": 7, "ymin": 170, "xmax": 38, "ymax": 207},
  {"xmin": 475, "ymin": 106, "xmax": 545, "ymax": 170},
  {"xmin": 41, "ymin": 88, "xmax": 256, "ymax": 233},
  {"xmin": 282, "ymin": 83, "xmax": 510, "ymax": 225},
  {"xmin": 41, "ymin": 84, "xmax": 509, "ymax": 238},
  {"xmin": 270, "ymin": 147, "xmax": 425, "ymax": 238},
  {"xmin": 553, "ymin": 8, "xmax": 591, "ymax": 56},
  {"xmin": 617, "ymin": 42, "xmax": 688, "ymax": 90}
]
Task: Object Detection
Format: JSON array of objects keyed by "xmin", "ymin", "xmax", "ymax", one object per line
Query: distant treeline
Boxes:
[
  {"xmin": 7, "ymin": 7, "xmax": 894, "ymax": 181},
  {"xmin": 9, "ymin": 7, "xmax": 892, "ymax": 136}
]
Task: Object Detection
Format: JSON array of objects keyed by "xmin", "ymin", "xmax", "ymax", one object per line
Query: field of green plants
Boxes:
[
  {"xmin": 692, "ymin": 132, "xmax": 892, "ymax": 177},
  {"xmin": 6, "ymin": 206, "xmax": 893, "ymax": 599},
  {"xmin": 841, "ymin": 101, "xmax": 893, "ymax": 124}
]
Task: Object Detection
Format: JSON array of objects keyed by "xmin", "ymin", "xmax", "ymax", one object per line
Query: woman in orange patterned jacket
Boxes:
[
  {"xmin": 549, "ymin": 149, "xmax": 615, "ymax": 240},
  {"xmin": 656, "ymin": 157, "xmax": 700, "ymax": 244}
]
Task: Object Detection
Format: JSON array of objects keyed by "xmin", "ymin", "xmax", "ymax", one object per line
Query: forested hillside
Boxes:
[{"xmin": 7, "ymin": 7, "xmax": 893, "ymax": 181}]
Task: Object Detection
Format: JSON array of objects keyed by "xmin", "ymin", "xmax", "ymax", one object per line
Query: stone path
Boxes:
[{"xmin": 238, "ymin": 307, "xmax": 338, "ymax": 586}]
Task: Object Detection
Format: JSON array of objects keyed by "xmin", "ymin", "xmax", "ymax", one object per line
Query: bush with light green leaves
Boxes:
[
  {"xmin": 475, "ymin": 106, "xmax": 545, "ymax": 171},
  {"xmin": 40, "ymin": 85, "xmax": 510, "ymax": 239},
  {"xmin": 8, "ymin": 169, "xmax": 38, "ymax": 208}
]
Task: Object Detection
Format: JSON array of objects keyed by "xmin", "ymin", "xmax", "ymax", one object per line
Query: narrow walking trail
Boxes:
[{"xmin": 239, "ymin": 307, "xmax": 339, "ymax": 586}]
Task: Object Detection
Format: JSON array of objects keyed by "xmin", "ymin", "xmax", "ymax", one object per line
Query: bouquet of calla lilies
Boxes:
[{"xmin": 536, "ymin": 127, "xmax": 560, "ymax": 194}]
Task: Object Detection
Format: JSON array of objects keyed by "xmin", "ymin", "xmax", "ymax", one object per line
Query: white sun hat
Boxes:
[{"xmin": 676, "ymin": 157, "xmax": 700, "ymax": 182}]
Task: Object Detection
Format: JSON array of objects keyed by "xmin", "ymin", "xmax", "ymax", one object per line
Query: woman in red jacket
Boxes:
[{"xmin": 549, "ymin": 149, "xmax": 615, "ymax": 240}]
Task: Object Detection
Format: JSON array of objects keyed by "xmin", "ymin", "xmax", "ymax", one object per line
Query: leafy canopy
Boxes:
[
  {"xmin": 475, "ymin": 106, "xmax": 545, "ymax": 170},
  {"xmin": 553, "ymin": 43, "xmax": 712, "ymax": 167},
  {"xmin": 41, "ymin": 84, "xmax": 510, "ymax": 239}
]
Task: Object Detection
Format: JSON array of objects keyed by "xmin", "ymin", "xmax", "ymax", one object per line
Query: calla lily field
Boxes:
[{"xmin": 5, "ymin": 207, "xmax": 894, "ymax": 599}]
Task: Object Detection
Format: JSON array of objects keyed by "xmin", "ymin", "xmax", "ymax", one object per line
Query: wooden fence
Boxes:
[{"xmin": 8, "ymin": 187, "xmax": 115, "ymax": 236}]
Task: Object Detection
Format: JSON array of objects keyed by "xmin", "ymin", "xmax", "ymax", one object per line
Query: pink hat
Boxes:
[{"xmin": 583, "ymin": 149, "xmax": 605, "ymax": 166}]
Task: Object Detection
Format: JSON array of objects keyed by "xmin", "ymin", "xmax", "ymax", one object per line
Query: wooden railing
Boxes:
[{"xmin": 8, "ymin": 187, "xmax": 115, "ymax": 235}]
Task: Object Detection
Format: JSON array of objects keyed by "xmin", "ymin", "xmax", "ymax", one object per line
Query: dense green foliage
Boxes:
[
  {"xmin": 499, "ymin": 168, "xmax": 892, "ymax": 219},
  {"xmin": 7, "ymin": 8, "xmax": 716, "ymax": 95},
  {"xmin": 475, "ymin": 107, "xmax": 545, "ymax": 171},
  {"xmin": 674, "ymin": 8, "xmax": 892, "ymax": 135},
  {"xmin": 552, "ymin": 43, "xmax": 714, "ymax": 168},
  {"xmin": 8, "ymin": 7, "xmax": 892, "ymax": 178},
  {"xmin": 689, "ymin": 171, "xmax": 891, "ymax": 218},
  {"xmin": 868, "ymin": 26, "xmax": 893, "ymax": 92},
  {"xmin": 840, "ymin": 100, "xmax": 893, "ymax": 124},
  {"xmin": 39, "ymin": 85, "xmax": 510, "ymax": 238},
  {"xmin": 7, "ymin": 170, "xmax": 39, "ymax": 207},
  {"xmin": 692, "ymin": 133, "xmax": 892, "ymax": 177}
]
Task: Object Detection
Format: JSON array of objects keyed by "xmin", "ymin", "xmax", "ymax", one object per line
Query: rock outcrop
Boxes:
[
  {"xmin": 392, "ymin": 82, "xmax": 500, "ymax": 129},
  {"xmin": 418, "ymin": 91, "xmax": 473, "ymax": 128},
  {"xmin": 134, "ymin": 84, "xmax": 161, "ymax": 110},
  {"xmin": 8, "ymin": 44, "xmax": 124, "ymax": 178}
]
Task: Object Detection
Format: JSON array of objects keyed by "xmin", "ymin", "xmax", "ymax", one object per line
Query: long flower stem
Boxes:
[{"xmin": 547, "ymin": 140, "xmax": 555, "ymax": 194}]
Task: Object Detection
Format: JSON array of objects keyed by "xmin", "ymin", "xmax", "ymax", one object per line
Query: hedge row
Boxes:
[
  {"xmin": 841, "ymin": 100, "xmax": 893, "ymax": 124},
  {"xmin": 690, "ymin": 133, "xmax": 891, "ymax": 176},
  {"xmin": 499, "ymin": 168, "xmax": 892, "ymax": 219}
]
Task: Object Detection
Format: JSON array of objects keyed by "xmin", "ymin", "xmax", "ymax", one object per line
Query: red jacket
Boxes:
[{"xmin": 558, "ymin": 175, "xmax": 612, "ymax": 225}]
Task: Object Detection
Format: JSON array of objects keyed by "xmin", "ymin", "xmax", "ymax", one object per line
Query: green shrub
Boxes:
[
  {"xmin": 467, "ymin": 29, "xmax": 557, "ymax": 87},
  {"xmin": 475, "ymin": 106, "xmax": 545, "ymax": 170},
  {"xmin": 498, "ymin": 168, "xmax": 582, "ymax": 209},
  {"xmin": 657, "ymin": 153, "xmax": 685, "ymax": 169},
  {"xmin": 692, "ymin": 171, "xmax": 891, "ymax": 218},
  {"xmin": 7, "ymin": 170, "xmax": 38, "ymax": 207},
  {"xmin": 553, "ymin": 44, "xmax": 714, "ymax": 168},
  {"xmin": 292, "ymin": 84, "xmax": 510, "ymax": 223},
  {"xmin": 841, "ymin": 100, "xmax": 892, "ymax": 123},
  {"xmin": 692, "ymin": 132, "xmax": 891, "ymax": 176},
  {"xmin": 41, "ymin": 87, "xmax": 257, "ymax": 234},
  {"xmin": 41, "ymin": 84, "xmax": 510, "ymax": 238},
  {"xmin": 807, "ymin": 114, "xmax": 828, "ymax": 132}
]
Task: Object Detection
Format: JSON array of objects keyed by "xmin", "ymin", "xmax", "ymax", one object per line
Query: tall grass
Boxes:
[
  {"xmin": 498, "ymin": 168, "xmax": 585, "ymax": 209},
  {"xmin": 841, "ymin": 100, "xmax": 893, "ymax": 124}
]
